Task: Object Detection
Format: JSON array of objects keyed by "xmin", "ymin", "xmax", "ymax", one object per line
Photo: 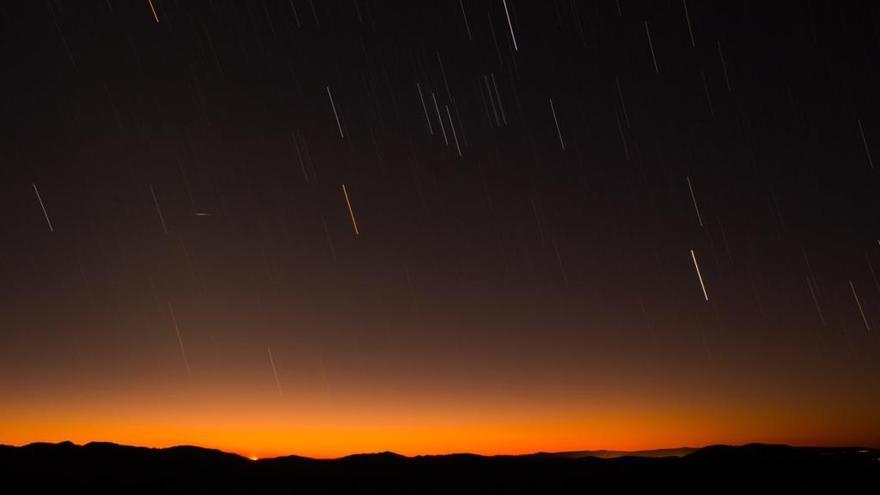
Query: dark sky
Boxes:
[{"xmin": 0, "ymin": 0, "xmax": 878, "ymax": 457}]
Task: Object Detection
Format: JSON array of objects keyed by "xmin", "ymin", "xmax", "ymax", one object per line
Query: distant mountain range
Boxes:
[
  {"xmin": 536, "ymin": 446, "xmax": 698, "ymax": 458},
  {"xmin": 2, "ymin": 441, "xmax": 877, "ymax": 493}
]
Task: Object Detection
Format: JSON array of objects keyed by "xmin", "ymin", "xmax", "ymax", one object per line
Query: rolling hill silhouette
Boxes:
[{"xmin": 1, "ymin": 441, "xmax": 877, "ymax": 493}]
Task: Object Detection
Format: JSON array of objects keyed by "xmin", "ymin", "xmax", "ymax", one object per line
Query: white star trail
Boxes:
[
  {"xmin": 682, "ymin": 0, "xmax": 695, "ymax": 47},
  {"xmin": 645, "ymin": 21, "xmax": 659, "ymax": 73},
  {"xmin": 416, "ymin": 83, "xmax": 433, "ymax": 135},
  {"xmin": 686, "ymin": 176, "xmax": 704, "ymax": 228},
  {"xmin": 32, "ymin": 183, "xmax": 53, "ymax": 233},
  {"xmin": 146, "ymin": 0, "xmax": 159, "ymax": 23},
  {"xmin": 268, "ymin": 345, "xmax": 283, "ymax": 397},
  {"xmin": 431, "ymin": 92, "xmax": 448, "ymax": 145},
  {"xmin": 326, "ymin": 85, "xmax": 344, "ymax": 139},
  {"xmin": 550, "ymin": 98, "xmax": 564, "ymax": 151},
  {"xmin": 691, "ymin": 249, "xmax": 709, "ymax": 301},
  {"xmin": 149, "ymin": 184, "xmax": 168, "ymax": 234},
  {"xmin": 168, "ymin": 302, "xmax": 191, "ymax": 375},
  {"xmin": 502, "ymin": 0, "xmax": 518, "ymax": 51},
  {"xmin": 857, "ymin": 119, "xmax": 873, "ymax": 169},
  {"xmin": 849, "ymin": 280, "xmax": 870, "ymax": 332}
]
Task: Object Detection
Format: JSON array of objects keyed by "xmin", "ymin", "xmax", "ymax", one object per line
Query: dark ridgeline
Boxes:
[
  {"xmin": 1, "ymin": 442, "xmax": 878, "ymax": 493},
  {"xmin": 0, "ymin": 0, "xmax": 879, "ymax": 488}
]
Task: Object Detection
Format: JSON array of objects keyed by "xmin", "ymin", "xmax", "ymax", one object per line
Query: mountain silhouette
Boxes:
[
  {"xmin": 1, "ymin": 441, "xmax": 877, "ymax": 493},
  {"xmin": 536, "ymin": 446, "xmax": 698, "ymax": 458}
]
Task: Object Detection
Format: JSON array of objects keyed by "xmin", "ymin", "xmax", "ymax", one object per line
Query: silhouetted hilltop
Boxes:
[
  {"xmin": 1, "ymin": 441, "xmax": 877, "ymax": 493},
  {"xmin": 340, "ymin": 451, "xmax": 409, "ymax": 462},
  {"xmin": 538, "ymin": 446, "xmax": 698, "ymax": 458}
]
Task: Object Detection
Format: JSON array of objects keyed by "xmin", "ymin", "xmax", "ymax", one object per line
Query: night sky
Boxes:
[{"xmin": 1, "ymin": 0, "xmax": 879, "ymax": 458}]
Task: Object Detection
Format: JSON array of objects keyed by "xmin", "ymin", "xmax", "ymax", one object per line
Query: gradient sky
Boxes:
[{"xmin": 1, "ymin": 0, "xmax": 879, "ymax": 458}]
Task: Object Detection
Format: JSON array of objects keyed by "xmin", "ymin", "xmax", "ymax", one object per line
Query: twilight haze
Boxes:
[{"xmin": 1, "ymin": 0, "xmax": 879, "ymax": 459}]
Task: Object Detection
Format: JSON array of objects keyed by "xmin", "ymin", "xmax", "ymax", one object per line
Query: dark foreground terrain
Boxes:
[{"xmin": 2, "ymin": 441, "xmax": 877, "ymax": 493}]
